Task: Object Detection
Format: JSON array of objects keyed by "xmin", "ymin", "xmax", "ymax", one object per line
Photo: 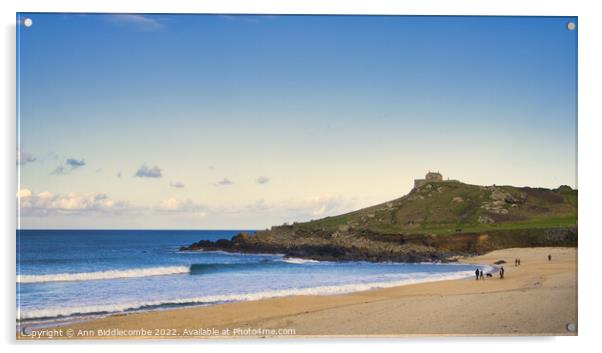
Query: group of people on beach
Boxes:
[
  {"xmin": 475, "ymin": 253, "xmax": 553, "ymax": 282},
  {"xmin": 474, "ymin": 266, "xmax": 504, "ymax": 280}
]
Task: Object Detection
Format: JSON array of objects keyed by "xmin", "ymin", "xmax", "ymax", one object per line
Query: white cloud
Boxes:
[
  {"xmin": 107, "ymin": 14, "xmax": 163, "ymax": 31},
  {"xmin": 238, "ymin": 195, "xmax": 358, "ymax": 221},
  {"xmin": 158, "ymin": 198, "xmax": 206, "ymax": 214},
  {"xmin": 18, "ymin": 188, "xmax": 128, "ymax": 215},
  {"xmin": 16, "ymin": 188, "xmax": 32, "ymax": 198},
  {"xmin": 37, "ymin": 191, "xmax": 52, "ymax": 199},
  {"xmin": 286, "ymin": 195, "xmax": 356, "ymax": 218},
  {"xmin": 16, "ymin": 184, "xmax": 361, "ymax": 229},
  {"xmin": 159, "ymin": 197, "xmax": 179, "ymax": 210}
]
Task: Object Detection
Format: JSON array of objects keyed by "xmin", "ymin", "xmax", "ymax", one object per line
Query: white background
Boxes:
[{"xmin": 1, "ymin": 0, "xmax": 600, "ymax": 352}]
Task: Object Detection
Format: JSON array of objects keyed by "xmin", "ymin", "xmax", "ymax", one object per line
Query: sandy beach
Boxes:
[{"xmin": 21, "ymin": 247, "xmax": 577, "ymax": 339}]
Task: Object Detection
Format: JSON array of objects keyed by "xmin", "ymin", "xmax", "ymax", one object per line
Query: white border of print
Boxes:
[{"xmin": 2, "ymin": 1, "xmax": 600, "ymax": 352}]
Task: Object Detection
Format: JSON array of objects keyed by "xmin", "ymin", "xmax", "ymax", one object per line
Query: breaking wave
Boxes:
[{"xmin": 17, "ymin": 266, "xmax": 190, "ymax": 284}]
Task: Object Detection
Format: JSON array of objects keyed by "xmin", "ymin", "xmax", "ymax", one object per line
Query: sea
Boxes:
[{"xmin": 16, "ymin": 229, "xmax": 485, "ymax": 327}]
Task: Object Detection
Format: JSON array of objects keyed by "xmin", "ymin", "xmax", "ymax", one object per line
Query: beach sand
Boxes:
[{"xmin": 21, "ymin": 247, "xmax": 577, "ymax": 339}]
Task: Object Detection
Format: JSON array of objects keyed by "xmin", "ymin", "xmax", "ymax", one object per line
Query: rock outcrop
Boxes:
[{"xmin": 181, "ymin": 181, "xmax": 578, "ymax": 262}]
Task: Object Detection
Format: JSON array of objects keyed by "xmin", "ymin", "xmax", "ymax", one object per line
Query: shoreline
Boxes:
[
  {"xmin": 17, "ymin": 264, "xmax": 483, "ymax": 329},
  {"xmin": 18, "ymin": 247, "xmax": 577, "ymax": 338},
  {"xmin": 17, "ymin": 259, "xmax": 482, "ymax": 325}
]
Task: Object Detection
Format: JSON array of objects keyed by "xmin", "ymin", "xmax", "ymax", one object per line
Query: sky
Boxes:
[{"xmin": 16, "ymin": 14, "xmax": 578, "ymax": 229}]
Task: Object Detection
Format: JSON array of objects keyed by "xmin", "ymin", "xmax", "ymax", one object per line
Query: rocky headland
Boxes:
[{"xmin": 181, "ymin": 181, "xmax": 577, "ymax": 262}]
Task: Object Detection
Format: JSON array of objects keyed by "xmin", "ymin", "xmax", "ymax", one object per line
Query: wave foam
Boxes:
[
  {"xmin": 18, "ymin": 270, "xmax": 474, "ymax": 320},
  {"xmin": 17, "ymin": 266, "xmax": 190, "ymax": 284}
]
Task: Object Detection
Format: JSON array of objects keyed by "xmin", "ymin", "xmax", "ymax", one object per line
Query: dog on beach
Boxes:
[{"xmin": 486, "ymin": 273, "xmax": 493, "ymax": 278}]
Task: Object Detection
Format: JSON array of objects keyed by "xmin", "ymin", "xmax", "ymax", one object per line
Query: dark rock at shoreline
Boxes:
[{"xmin": 179, "ymin": 226, "xmax": 577, "ymax": 263}]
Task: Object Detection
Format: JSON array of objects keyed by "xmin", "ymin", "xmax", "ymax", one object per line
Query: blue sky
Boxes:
[{"xmin": 16, "ymin": 14, "xmax": 577, "ymax": 229}]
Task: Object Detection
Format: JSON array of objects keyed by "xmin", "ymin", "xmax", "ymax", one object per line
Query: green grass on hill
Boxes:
[{"xmin": 296, "ymin": 181, "xmax": 577, "ymax": 236}]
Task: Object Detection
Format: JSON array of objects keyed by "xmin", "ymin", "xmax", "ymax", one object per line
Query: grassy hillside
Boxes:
[{"xmin": 298, "ymin": 181, "xmax": 577, "ymax": 236}]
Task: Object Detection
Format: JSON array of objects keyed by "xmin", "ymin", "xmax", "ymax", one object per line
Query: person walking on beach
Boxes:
[
  {"xmin": 475, "ymin": 268, "xmax": 480, "ymax": 280},
  {"xmin": 548, "ymin": 254, "xmax": 552, "ymax": 262},
  {"xmin": 479, "ymin": 269, "xmax": 484, "ymax": 280},
  {"xmin": 514, "ymin": 258, "xmax": 518, "ymax": 267},
  {"xmin": 499, "ymin": 266, "xmax": 505, "ymax": 279},
  {"xmin": 518, "ymin": 258, "xmax": 521, "ymax": 266}
]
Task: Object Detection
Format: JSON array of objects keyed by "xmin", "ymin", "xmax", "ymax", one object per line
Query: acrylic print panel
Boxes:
[{"xmin": 16, "ymin": 13, "xmax": 577, "ymax": 339}]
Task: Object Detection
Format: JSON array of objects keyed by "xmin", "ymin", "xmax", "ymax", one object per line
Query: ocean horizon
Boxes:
[{"xmin": 17, "ymin": 229, "xmax": 483, "ymax": 327}]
